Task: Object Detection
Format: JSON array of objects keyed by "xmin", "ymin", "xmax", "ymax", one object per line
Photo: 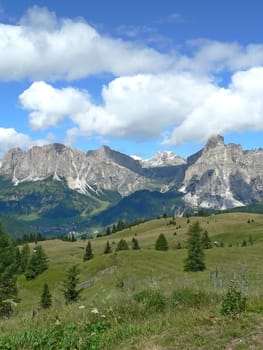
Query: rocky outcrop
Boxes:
[
  {"xmin": 180, "ymin": 135, "xmax": 263, "ymax": 209},
  {"xmin": 0, "ymin": 144, "xmax": 178, "ymax": 197}
]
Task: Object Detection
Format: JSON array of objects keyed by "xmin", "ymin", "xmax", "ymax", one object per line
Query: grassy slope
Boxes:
[{"xmin": 1, "ymin": 212, "xmax": 263, "ymax": 349}]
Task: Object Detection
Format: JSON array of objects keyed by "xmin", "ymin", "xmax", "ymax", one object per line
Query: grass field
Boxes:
[{"xmin": 1, "ymin": 212, "xmax": 263, "ymax": 349}]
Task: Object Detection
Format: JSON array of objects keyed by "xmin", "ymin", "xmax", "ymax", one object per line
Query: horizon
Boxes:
[{"xmin": 1, "ymin": 1, "xmax": 263, "ymax": 158}]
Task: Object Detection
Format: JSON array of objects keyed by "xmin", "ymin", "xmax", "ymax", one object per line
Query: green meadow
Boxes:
[{"xmin": 1, "ymin": 212, "xmax": 263, "ymax": 349}]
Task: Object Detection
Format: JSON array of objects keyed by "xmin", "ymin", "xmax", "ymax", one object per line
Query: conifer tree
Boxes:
[
  {"xmin": 132, "ymin": 237, "xmax": 140, "ymax": 250},
  {"xmin": 62, "ymin": 265, "xmax": 82, "ymax": 304},
  {"xmin": 20, "ymin": 244, "xmax": 30, "ymax": 273},
  {"xmin": 40, "ymin": 283, "xmax": 52, "ymax": 309},
  {"xmin": 0, "ymin": 225, "xmax": 18, "ymax": 317},
  {"xmin": 184, "ymin": 222, "xmax": 206, "ymax": 272},
  {"xmin": 201, "ymin": 230, "xmax": 212, "ymax": 249},
  {"xmin": 83, "ymin": 241, "xmax": 93, "ymax": 261},
  {"xmin": 104, "ymin": 241, "xmax": 112, "ymax": 254},
  {"xmin": 115, "ymin": 239, "xmax": 129, "ymax": 252},
  {"xmin": 25, "ymin": 245, "xmax": 48, "ymax": 280},
  {"xmin": 155, "ymin": 233, "xmax": 168, "ymax": 251}
]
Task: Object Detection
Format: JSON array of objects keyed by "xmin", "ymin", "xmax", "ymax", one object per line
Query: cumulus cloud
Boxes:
[
  {"xmin": 0, "ymin": 127, "xmax": 53, "ymax": 156},
  {"xmin": 19, "ymin": 75, "xmax": 216, "ymax": 141},
  {"xmin": 0, "ymin": 6, "xmax": 172, "ymax": 81},
  {"xmin": 19, "ymin": 67, "xmax": 263, "ymax": 146},
  {"xmin": 19, "ymin": 81, "xmax": 91, "ymax": 130},
  {"xmin": 177, "ymin": 40, "xmax": 263, "ymax": 75},
  {"xmin": 165, "ymin": 67, "xmax": 263, "ymax": 144},
  {"xmin": 1, "ymin": 7, "xmax": 263, "ymax": 82}
]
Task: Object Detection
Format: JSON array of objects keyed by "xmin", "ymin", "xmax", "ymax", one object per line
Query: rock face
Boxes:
[
  {"xmin": 0, "ymin": 144, "xmax": 181, "ymax": 197},
  {"xmin": 142, "ymin": 151, "xmax": 186, "ymax": 168},
  {"xmin": 180, "ymin": 135, "xmax": 263, "ymax": 209},
  {"xmin": 1, "ymin": 136, "xmax": 263, "ymax": 210}
]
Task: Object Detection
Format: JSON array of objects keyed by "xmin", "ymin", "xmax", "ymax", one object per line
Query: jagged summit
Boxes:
[
  {"xmin": 1, "ymin": 139, "xmax": 263, "ymax": 211},
  {"xmin": 142, "ymin": 150, "xmax": 186, "ymax": 168},
  {"xmin": 205, "ymin": 135, "xmax": 225, "ymax": 150}
]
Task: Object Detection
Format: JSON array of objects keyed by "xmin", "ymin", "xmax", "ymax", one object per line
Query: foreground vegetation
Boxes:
[{"xmin": 1, "ymin": 212, "xmax": 263, "ymax": 349}]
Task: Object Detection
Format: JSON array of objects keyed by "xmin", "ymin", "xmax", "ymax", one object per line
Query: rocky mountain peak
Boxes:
[
  {"xmin": 142, "ymin": 150, "xmax": 186, "ymax": 168},
  {"xmin": 205, "ymin": 135, "xmax": 225, "ymax": 150}
]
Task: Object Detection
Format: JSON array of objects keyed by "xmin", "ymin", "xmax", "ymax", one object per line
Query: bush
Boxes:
[
  {"xmin": 115, "ymin": 239, "xmax": 129, "ymax": 252},
  {"xmin": 172, "ymin": 288, "xmax": 212, "ymax": 308},
  {"xmin": 133, "ymin": 289, "xmax": 167, "ymax": 312},
  {"xmin": 0, "ymin": 301, "xmax": 13, "ymax": 318},
  {"xmin": 221, "ymin": 281, "xmax": 247, "ymax": 317}
]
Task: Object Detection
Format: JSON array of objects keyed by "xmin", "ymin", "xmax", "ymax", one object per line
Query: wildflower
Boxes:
[
  {"xmin": 78, "ymin": 305, "xmax": 85, "ymax": 309},
  {"xmin": 91, "ymin": 307, "xmax": 99, "ymax": 314}
]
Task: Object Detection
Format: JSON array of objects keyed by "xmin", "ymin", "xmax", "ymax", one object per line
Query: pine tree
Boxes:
[
  {"xmin": 25, "ymin": 245, "xmax": 48, "ymax": 280},
  {"xmin": 40, "ymin": 283, "xmax": 52, "ymax": 309},
  {"xmin": 184, "ymin": 222, "xmax": 206, "ymax": 272},
  {"xmin": 83, "ymin": 241, "xmax": 93, "ymax": 261},
  {"xmin": 201, "ymin": 230, "xmax": 212, "ymax": 249},
  {"xmin": 132, "ymin": 237, "xmax": 140, "ymax": 250},
  {"xmin": 62, "ymin": 265, "xmax": 82, "ymax": 304},
  {"xmin": 155, "ymin": 233, "xmax": 168, "ymax": 251},
  {"xmin": 20, "ymin": 244, "xmax": 30, "ymax": 273},
  {"xmin": 104, "ymin": 241, "xmax": 112, "ymax": 254},
  {"xmin": 0, "ymin": 224, "xmax": 18, "ymax": 317},
  {"xmin": 115, "ymin": 239, "xmax": 129, "ymax": 252}
]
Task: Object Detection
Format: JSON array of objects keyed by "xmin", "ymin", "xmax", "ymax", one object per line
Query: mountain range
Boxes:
[{"xmin": 1, "ymin": 135, "xmax": 263, "ymax": 237}]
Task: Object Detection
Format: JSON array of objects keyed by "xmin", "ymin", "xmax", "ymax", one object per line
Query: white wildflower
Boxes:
[{"xmin": 91, "ymin": 307, "xmax": 99, "ymax": 314}]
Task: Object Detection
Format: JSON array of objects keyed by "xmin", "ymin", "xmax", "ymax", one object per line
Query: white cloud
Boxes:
[
  {"xmin": 0, "ymin": 6, "xmax": 172, "ymax": 81},
  {"xmin": 1, "ymin": 7, "xmax": 263, "ymax": 83},
  {"xmin": 19, "ymin": 81, "xmax": 91, "ymax": 130},
  {"xmin": 0, "ymin": 127, "xmax": 53, "ymax": 156},
  {"xmin": 18, "ymin": 75, "xmax": 215, "ymax": 141},
  {"xmin": 177, "ymin": 40, "xmax": 263, "ymax": 74},
  {"xmin": 19, "ymin": 67, "xmax": 263, "ymax": 146},
  {"xmin": 165, "ymin": 67, "xmax": 263, "ymax": 144}
]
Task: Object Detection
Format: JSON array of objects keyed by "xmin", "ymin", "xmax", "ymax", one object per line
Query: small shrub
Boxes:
[
  {"xmin": 115, "ymin": 239, "xmax": 129, "ymax": 252},
  {"xmin": 221, "ymin": 281, "xmax": 247, "ymax": 317},
  {"xmin": 241, "ymin": 239, "xmax": 247, "ymax": 247},
  {"xmin": 133, "ymin": 289, "xmax": 167, "ymax": 312},
  {"xmin": 175, "ymin": 242, "xmax": 182, "ymax": 249},
  {"xmin": 131, "ymin": 237, "xmax": 140, "ymax": 250},
  {"xmin": 172, "ymin": 288, "xmax": 212, "ymax": 308},
  {"xmin": 0, "ymin": 301, "xmax": 13, "ymax": 318}
]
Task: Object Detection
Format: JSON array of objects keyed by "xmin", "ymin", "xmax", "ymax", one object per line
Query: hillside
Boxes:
[{"xmin": 1, "ymin": 212, "xmax": 263, "ymax": 349}]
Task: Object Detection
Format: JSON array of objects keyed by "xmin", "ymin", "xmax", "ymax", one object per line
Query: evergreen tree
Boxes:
[
  {"xmin": 201, "ymin": 230, "xmax": 212, "ymax": 249},
  {"xmin": 25, "ymin": 245, "xmax": 48, "ymax": 280},
  {"xmin": 132, "ymin": 237, "xmax": 140, "ymax": 250},
  {"xmin": 184, "ymin": 222, "xmax": 206, "ymax": 272},
  {"xmin": 115, "ymin": 239, "xmax": 129, "ymax": 252},
  {"xmin": 155, "ymin": 233, "xmax": 168, "ymax": 251},
  {"xmin": 20, "ymin": 244, "xmax": 30, "ymax": 273},
  {"xmin": 105, "ymin": 227, "xmax": 111, "ymax": 236},
  {"xmin": 104, "ymin": 241, "xmax": 112, "ymax": 254},
  {"xmin": 0, "ymin": 225, "xmax": 18, "ymax": 318},
  {"xmin": 40, "ymin": 283, "xmax": 52, "ymax": 309},
  {"xmin": 14, "ymin": 247, "xmax": 21, "ymax": 272},
  {"xmin": 62, "ymin": 265, "xmax": 82, "ymax": 304},
  {"xmin": 83, "ymin": 241, "xmax": 93, "ymax": 261},
  {"xmin": 175, "ymin": 242, "xmax": 182, "ymax": 249}
]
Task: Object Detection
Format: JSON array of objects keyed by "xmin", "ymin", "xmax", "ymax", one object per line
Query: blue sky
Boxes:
[{"xmin": 1, "ymin": 0, "xmax": 263, "ymax": 159}]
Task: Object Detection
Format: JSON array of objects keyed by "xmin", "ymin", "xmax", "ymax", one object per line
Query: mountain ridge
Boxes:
[{"xmin": 1, "ymin": 135, "xmax": 263, "ymax": 236}]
